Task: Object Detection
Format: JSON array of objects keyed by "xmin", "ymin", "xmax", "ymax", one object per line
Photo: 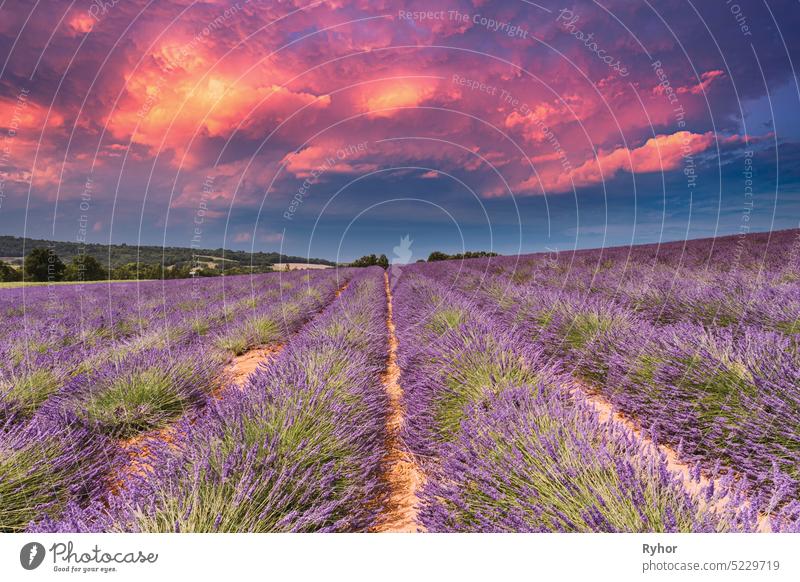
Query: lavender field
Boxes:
[{"xmin": 2, "ymin": 230, "xmax": 800, "ymax": 533}]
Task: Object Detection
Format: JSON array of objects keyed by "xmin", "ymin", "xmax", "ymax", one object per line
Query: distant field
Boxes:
[
  {"xmin": 273, "ymin": 262, "xmax": 334, "ymax": 270},
  {"xmin": 0, "ymin": 235, "xmax": 335, "ymax": 269},
  {"xmin": 0, "ymin": 279, "xmax": 152, "ymax": 288}
]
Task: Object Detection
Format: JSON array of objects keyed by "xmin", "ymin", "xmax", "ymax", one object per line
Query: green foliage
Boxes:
[
  {"xmin": 64, "ymin": 254, "xmax": 108, "ymax": 281},
  {"xmin": 451, "ymin": 394, "xmax": 717, "ymax": 532},
  {"xmin": 23, "ymin": 247, "xmax": 65, "ymax": 282},
  {"xmin": 0, "ymin": 437, "xmax": 67, "ymax": 531},
  {"xmin": 130, "ymin": 342, "xmax": 365, "ymax": 532},
  {"xmin": 214, "ymin": 316, "xmax": 280, "ymax": 355},
  {"xmin": 775, "ymin": 319, "xmax": 800, "ymax": 335},
  {"xmin": 563, "ymin": 312, "xmax": 615, "ymax": 350},
  {"xmin": 433, "ymin": 340, "xmax": 539, "ymax": 442},
  {"xmin": 0, "ymin": 260, "xmax": 21, "ymax": 282},
  {"xmin": 0, "ymin": 369, "xmax": 61, "ymax": 419},
  {"xmin": 679, "ymin": 358, "xmax": 758, "ymax": 449},
  {"xmin": 109, "ymin": 262, "xmax": 158, "ymax": 280},
  {"xmin": 350, "ymin": 254, "xmax": 389, "ymax": 268},
  {"xmin": 80, "ymin": 367, "xmax": 192, "ymax": 439},
  {"xmin": 0, "ymin": 235, "xmax": 335, "ymax": 269},
  {"xmin": 427, "ymin": 308, "xmax": 466, "ymax": 335},
  {"xmin": 1, "ymin": 236, "xmax": 328, "ymax": 282},
  {"xmin": 134, "ymin": 395, "xmax": 347, "ymax": 532},
  {"xmin": 427, "ymin": 250, "xmax": 499, "ymax": 262},
  {"xmin": 427, "ymin": 251, "xmax": 450, "ymax": 262}
]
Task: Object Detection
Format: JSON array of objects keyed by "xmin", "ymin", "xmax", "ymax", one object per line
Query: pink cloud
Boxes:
[
  {"xmin": 519, "ymin": 131, "xmax": 715, "ymax": 194},
  {"xmin": 103, "ymin": 38, "xmax": 332, "ymax": 165},
  {"xmin": 361, "ymin": 80, "xmax": 440, "ymax": 118},
  {"xmin": 67, "ymin": 13, "xmax": 94, "ymax": 36},
  {"xmin": 282, "ymin": 142, "xmax": 375, "ymax": 179},
  {"xmin": 0, "ymin": 0, "xmax": 775, "ymax": 237},
  {"xmin": 260, "ymin": 232, "xmax": 284, "ymax": 243},
  {"xmin": 504, "ymin": 96, "xmax": 597, "ymax": 143},
  {"xmin": 677, "ymin": 70, "xmax": 725, "ymax": 95}
]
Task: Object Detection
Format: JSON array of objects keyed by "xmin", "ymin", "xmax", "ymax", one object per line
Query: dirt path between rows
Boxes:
[
  {"xmin": 113, "ymin": 343, "xmax": 285, "ymax": 489},
  {"xmin": 220, "ymin": 345, "xmax": 284, "ymax": 391},
  {"xmin": 110, "ymin": 281, "xmax": 349, "ymax": 493},
  {"xmin": 114, "ymin": 280, "xmax": 351, "ymax": 490},
  {"xmin": 371, "ymin": 272, "xmax": 425, "ymax": 532},
  {"xmin": 219, "ymin": 279, "xmax": 347, "ymax": 391},
  {"xmin": 571, "ymin": 379, "xmax": 770, "ymax": 532}
]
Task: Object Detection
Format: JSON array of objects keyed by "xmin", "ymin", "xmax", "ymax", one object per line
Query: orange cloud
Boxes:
[
  {"xmin": 106, "ymin": 45, "xmax": 331, "ymax": 165},
  {"xmin": 282, "ymin": 142, "xmax": 375, "ymax": 179},
  {"xmin": 68, "ymin": 13, "xmax": 94, "ymax": 36},
  {"xmin": 0, "ymin": 94, "xmax": 63, "ymax": 131},
  {"xmin": 520, "ymin": 131, "xmax": 714, "ymax": 194},
  {"xmin": 362, "ymin": 81, "xmax": 438, "ymax": 117}
]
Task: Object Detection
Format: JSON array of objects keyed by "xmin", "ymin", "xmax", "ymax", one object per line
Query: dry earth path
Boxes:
[
  {"xmin": 114, "ymin": 280, "xmax": 350, "ymax": 488},
  {"xmin": 371, "ymin": 272, "xmax": 425, "ymax": 532},
  {"xmin": 571, "ymin": 379, "xmax": 771, "ymax": 532}
]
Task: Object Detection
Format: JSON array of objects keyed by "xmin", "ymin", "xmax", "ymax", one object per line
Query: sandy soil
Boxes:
[
  {"xmin": 222, "ymin": 345, "xmax": 284, "ymax": 389},
  {"xmin": 371, "ymin": 272, "xmax": 425, "ymax": 533},
  {"xmin": 110, "ymin": 282, "xmax": 355, "ymax": 495},
  {"xmin": 113, "ymin": 343, "xmax": 285, "ymax": 492},
  {"xmin": 572, "ymin": 380, "xmax": 771, "ymax": 532},
  {"xmin": 110, "ymin": 425, "xmax": 178, "ymax": 494}
]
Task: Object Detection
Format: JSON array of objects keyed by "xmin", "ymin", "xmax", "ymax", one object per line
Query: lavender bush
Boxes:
[
  {"xmin": 33, "ymin": 270, "xmax": 388, "ymax": 532},
  {"xmin": 0, "ymin": 416, "xmax": 116, "ymax": 532},
  {"xmin": 420, "ymin": 387, "xmax": 758, "ymax": 532}
]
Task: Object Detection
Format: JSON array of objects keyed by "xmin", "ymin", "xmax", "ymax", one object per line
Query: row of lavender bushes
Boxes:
[
  {"xmin": 32, "ymin": 268, "xmax": 389, "ymax": 532},
  {"xmin": 0, "ymin": 271, "xmax": 346, "ymax": 425},
  {"xmin": 452, "ymin": 270, "xmax": 800, "ymax": 515},
  {"xmin": 419, "ymin": 235, "xmax": 800, "ymax": 523},
  {"xmin": 445, "ymin": 229, "xmax": 800, "ymax": 334},
  {"xmin": 391, "ymin": 268, "xmax": 775, "ymax": 531},
  {"xmin": 1, "ymin": 269, "xmax": 347, "ymax": 531}
]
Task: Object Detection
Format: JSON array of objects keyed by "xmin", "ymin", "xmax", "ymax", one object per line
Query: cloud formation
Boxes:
[{"xmin": 0, "ymin": 0, "xmax": 797, "ymax": 256}]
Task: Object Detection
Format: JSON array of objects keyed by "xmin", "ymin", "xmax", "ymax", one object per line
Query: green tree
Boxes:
[
  {"xmin": 24, "ymin": 247, "xmax": 65, "ymax": 282},
  {"xmin": 428, "ymin": 250, "xmax": 499, "ymax": 262},
  {"xmin": 65, "ymin": 254, "xmax": 108, "ymax": 281},
  {"xmin": 350, "ymin": 254, "xmax": 378, "ymax": 267},
  {"xmin": 0, "ymin": 260, "xmax": 22, "ymax": 282},
  {"xmin": 427, "ymin": 251, "xmax": 449, "ymax": 262},
  {"xmin": 377, "ymin": 254, "xmax": 389, "ymax": 269},
  {"xmin": 165, "ymin": 265, "xmax": 192, "ymax": 279},
  {"xmin": 110, "ymin": 262, "xmax": 161, "ymax": 280}
]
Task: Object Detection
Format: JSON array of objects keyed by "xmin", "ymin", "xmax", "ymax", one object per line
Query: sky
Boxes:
[{"xmin": 0, "ymin": 0, "xmax": 799, "ymax": 262}]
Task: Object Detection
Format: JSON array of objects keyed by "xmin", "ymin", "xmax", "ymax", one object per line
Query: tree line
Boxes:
[
  {"xmin": 0, "ymin": 248, "xmax": 274, "ymax": 283},
  {"xmin": 426, "ymin": 251, "xmax": 499, "ymax": 261},
  {"xmin": 0, "ymin": 235, "xmax": 334, "ymax": 269},
  {"xmin": 2, "ymin": 247, "xmax": 503, "ymax": 282},
  {"xmin": 347, "ymin": 250, "xmax": 499, "ymax": 269}
]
